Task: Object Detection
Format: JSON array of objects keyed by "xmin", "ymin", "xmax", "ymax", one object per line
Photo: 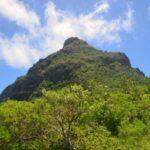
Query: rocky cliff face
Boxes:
[{"xmin": 0, "ymin": 37, "xmax": 147, "ymax": 101}]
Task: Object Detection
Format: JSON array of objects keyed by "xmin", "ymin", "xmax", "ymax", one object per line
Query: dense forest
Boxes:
[
  {"xmin": 0, "ymin": 38, "xmax": 150, "ymax": 149},
  {"xmin": 0, "ymin": 82, "xmax": 150, "ymax": 149}
]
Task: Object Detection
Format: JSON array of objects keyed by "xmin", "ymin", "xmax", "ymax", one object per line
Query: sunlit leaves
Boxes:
[{"xmin": 0, "ymin": 83, "xmax": 149, "ymax": 149}]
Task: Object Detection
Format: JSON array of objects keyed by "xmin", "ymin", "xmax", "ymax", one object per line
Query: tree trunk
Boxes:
[{"xmin": 64, "ymin": 138, "xmax": 73, "ymax": 150}]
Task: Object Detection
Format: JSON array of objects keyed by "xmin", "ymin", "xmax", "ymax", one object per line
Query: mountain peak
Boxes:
[
  {"xmin": 0, "ymin": 37, "xmax": 148, "ymax": 101},
  {"xmin": 63, "ymin": 37, "xmax": 88, "ymax": 48}
]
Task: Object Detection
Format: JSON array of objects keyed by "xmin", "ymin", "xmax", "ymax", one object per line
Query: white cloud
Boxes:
[
  {"xmin": 43, "ymin": 1, "xmax": 133, "ymax": 43},
  {"xmin": 0, "ymin": 35, "xmax": 41, "ymax": 68},
  {"xmin": 0, "ymin": 0, "xmax": 40, "ymax": 32},
  {"xmin": 94, "ymin": 2, "xmax": 110, "ymax": 14},
  {"xmin": 0, "ymin": 1, "xmax": 134, "ymax": 69},
  {"xmin": 122, "ymin": 6, "xmax": 134, "ymax": 32}
]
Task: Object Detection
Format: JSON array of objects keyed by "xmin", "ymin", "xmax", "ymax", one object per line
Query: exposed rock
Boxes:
[{"xmin": 0, "ymin": 37, "xmax": 147, "ymax": 101}]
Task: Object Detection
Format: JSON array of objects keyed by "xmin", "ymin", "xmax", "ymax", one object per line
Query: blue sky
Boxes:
[{"xmin": 0, "ymin": 0, "xmax": 150, "ymax": 93}]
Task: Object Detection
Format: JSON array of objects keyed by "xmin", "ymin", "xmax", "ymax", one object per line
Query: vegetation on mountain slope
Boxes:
[
  {"xmin": 0, "ymin": 38, "xmax": 149, "ymax": 149},
  {"xmin": 0, "ymin": 37, "xmax": 149, "ymax": 101}
]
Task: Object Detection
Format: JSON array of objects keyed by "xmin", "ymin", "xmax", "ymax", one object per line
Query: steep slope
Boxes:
[{"xmin": 0, "ymin": 37, "xmax": 149, "ymax": 101}]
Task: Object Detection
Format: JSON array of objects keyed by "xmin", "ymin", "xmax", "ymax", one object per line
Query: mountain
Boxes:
[{"xmin": 0, "ymin": 37, "xmax": 149, "ymax": 101}]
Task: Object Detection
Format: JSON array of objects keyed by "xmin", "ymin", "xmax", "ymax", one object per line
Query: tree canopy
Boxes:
[{"xmin": 0, "ymin": 82, "xmax": 149, "ymax": 149}]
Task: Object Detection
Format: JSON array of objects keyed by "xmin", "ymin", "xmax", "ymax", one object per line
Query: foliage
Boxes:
[
  {"xmin": 0, "ymin": 38, "xmax": 150, "ymax": 149},
  {"xmin": 0, "ymin": 83, "xmax": 149, "ymax": 149}
]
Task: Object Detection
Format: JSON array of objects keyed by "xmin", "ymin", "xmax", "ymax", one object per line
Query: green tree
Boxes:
[{"xmin": 43, "ymin": 85, "xmax": 90, "ymax": 150}]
